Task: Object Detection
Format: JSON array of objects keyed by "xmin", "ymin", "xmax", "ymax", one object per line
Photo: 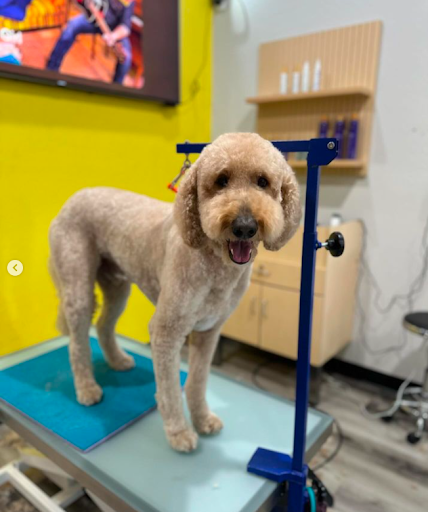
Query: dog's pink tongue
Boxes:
[{"xmin": 229, "ymin": 240, "xmax": 252, "ymax": 263}]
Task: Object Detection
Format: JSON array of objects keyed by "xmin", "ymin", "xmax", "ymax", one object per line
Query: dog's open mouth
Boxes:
[{"xmin": 227, "ymin": 240, "xmax": 253, "ymax": 265}]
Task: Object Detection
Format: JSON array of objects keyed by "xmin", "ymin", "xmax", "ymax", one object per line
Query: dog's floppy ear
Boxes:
[
  {"xmin": 264, "ymin": 168, "xmax": 301, "ymax": 251},
  {"xmin": 174, "ymin": 160, "xmax": 206, "ymax": 248}
]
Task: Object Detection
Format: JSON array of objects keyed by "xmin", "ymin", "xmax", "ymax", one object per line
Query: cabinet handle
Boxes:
[
  {"xmin": 250, "ymin": 297, "xmax": 257, "ymax": 316},
  {"xmin": 261, "ymin": 299, "xmax": 268, "ymax": 318},
  {"xmin": 256, "ymin": 264, "xmax": 270, "ymax": 277}
]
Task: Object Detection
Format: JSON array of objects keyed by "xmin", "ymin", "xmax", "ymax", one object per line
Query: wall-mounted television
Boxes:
[{"xmin": 0, "ymin": 0, "xmax": 179, "ymax": 103}]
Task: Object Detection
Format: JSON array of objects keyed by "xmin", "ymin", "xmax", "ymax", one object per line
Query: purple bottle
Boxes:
[
  {"xmin": 346, "ymin": 114, "xmax": 359, "ymax": 159},
  {"xmin": 318, "ymin": 117, "xmax": 329, "ymax": 138},
  {"xmin": 333, "ymin": 118, "xmax": 346, "ymax": 158}
]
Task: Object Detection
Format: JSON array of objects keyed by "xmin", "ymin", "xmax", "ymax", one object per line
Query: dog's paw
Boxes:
[
  {"xmin": 77, "ymin": 383, "xmax": 103, "ymax": 406},
  {"xmin": 109, "ymin": 351, "xmax": 135, "ymax": 371},
  {"xmin": 167, "ymin": 428, "xmax": 198, "ymax": 452},
  {"xmin": 193, "ymin": 412, "xmax": 224, "ymax": 435}
]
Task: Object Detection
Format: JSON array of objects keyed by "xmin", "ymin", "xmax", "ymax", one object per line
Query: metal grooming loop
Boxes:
[{"xmin": 177, "ymin": 137, "xmax": 342, "ymax": 512}]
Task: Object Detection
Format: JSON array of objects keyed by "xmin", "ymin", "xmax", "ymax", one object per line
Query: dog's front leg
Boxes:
[
  {"xmin": 150, "ymin": 315, "xmax": 198, "ymax": 452},
  {"xmin": 186, "ymin": 326, "xmax": 224, "ymax": 435}
]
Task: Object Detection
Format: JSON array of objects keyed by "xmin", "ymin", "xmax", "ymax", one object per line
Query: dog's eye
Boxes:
[
  {"xmin": 257, "ymin": 176, "xmax": 269, "ymax": 189},
  {"xmin": 216, "ymin": 174, "xmax": 229, "ymax": 188}
]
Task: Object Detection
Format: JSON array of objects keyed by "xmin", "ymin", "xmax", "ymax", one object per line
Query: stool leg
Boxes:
[
  {"xmin": 422, "ymin": 367, "xmax": 428, "ymax": 398},
  {"xmin": 407, "ymin": 415, "xmax": 425, "ymax": 444},
  {"xmin": 423, "ymin": 333, "xmax": 428, "ymax": 397},
  {"xmin": 415, "ymin": 416, "xmax": 425, "ymax": 438}
]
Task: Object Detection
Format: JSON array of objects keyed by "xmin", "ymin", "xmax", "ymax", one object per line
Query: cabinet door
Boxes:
[
  {"xmin": 221, "ymin": 283, "xmax": 261, "ymax": 346},
  {"xmin": 260, "ymin": 286, "xmax": 323, "ymax": 362}
]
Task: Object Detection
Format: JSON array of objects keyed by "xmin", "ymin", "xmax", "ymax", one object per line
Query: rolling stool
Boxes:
[{"xmin": 401, "ymin": 312, "xmax": 428, "ymax": 444}]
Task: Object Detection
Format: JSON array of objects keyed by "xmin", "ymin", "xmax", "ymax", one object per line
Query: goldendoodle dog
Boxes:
[{"xmin": 49, "ymin": 133, "xmax": 301, "ymax": 452}]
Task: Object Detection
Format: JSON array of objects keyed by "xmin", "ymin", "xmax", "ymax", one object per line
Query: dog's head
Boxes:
[{"xmin": 174, "ymin": 133, "xmax": 301, "ymax": 266}]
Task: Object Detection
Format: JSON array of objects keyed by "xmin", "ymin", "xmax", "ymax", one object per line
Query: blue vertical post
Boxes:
[
  {"xmin": 287, "ymin": 163, "xmax": 321, "ymax": 512},
  {"xmin": 177, "ymin": 138, "xmax": 338, "ymax": 512}
]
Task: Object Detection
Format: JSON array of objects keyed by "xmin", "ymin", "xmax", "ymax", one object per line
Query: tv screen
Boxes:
[{"xmin": 0, "ymin": 0, "xmax": 179, "ymax": 103}]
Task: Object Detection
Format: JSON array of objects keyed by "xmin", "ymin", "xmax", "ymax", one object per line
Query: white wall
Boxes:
[{"xmin": 212, "ymin": 0, "xmax": 428, "ymax": 381}]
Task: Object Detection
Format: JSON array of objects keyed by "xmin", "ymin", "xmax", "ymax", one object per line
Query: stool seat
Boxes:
[{"xmin": 403, "ymin": 312, "xmax": 428, "ymax": 335}]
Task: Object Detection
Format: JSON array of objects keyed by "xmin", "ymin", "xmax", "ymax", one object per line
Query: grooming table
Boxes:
[{"xmin": 0, "ymin": 335, "xmax": 332, "ymax": 512}]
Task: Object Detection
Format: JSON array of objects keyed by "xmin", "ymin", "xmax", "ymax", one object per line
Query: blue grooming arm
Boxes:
[{"xmin": 176, "ymin": 137, "xmax": 339, "ymax": 512}]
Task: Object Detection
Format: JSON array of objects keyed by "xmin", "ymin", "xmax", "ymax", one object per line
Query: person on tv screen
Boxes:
[{"xmin": 46, "ymin": 0, "xmax": 135, "ymax": 84}]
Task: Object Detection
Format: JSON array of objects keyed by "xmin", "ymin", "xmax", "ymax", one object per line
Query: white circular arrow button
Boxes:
[{"xmin": 7, "ymin": 260, "xmax": 24, "ymax": 276}]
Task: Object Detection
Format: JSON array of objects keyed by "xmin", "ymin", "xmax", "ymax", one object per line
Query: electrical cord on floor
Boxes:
[
  {"xmin": 361, "ymin": 334, "xmax": 428, "ymax": 419},
  {"xmin": 356, "ymin": 216, "xmax": 428, "ymax": 356},
  {"xmin": 311, "ymin": 416, "xmax": 344, "ymax": 471},
  {"xmin": 361, "ymin": 370, "xmax": 416, "ymax": 419},
  {"xmin": 305, "ymin": 486, "xmax": 317, "ymax": 512}
]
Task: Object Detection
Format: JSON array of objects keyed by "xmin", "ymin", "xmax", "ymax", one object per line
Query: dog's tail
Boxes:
[{"xmin": 48, "ymin": 257, "xmax": 69, "ymax": 335}]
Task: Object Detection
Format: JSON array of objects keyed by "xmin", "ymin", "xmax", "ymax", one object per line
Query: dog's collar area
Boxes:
[{"xmin": 227, "ymin": 240, "xmax": 253, "ymax": 265}]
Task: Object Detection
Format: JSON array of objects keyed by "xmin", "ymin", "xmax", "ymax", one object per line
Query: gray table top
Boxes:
[{"xmin": 0, "ymin": 335, "xmax": 332, "ymax": 512}]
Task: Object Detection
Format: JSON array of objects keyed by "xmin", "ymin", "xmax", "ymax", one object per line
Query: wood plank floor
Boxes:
[
  {"xmin": 213, "ymin": 341, "xmax": 428, "ymax": 512},
  {"xmin": 0, "ymin": 339, "xmax": 427, "ymax": 511}
]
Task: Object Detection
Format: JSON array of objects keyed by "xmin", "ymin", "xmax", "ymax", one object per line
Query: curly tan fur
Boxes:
[{"xmin": 49, "ymin": 133, "xmax": 301, "ymax": 452}]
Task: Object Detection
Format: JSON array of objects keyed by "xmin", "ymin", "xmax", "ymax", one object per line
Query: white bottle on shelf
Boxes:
[
  {"xmin": 279, "ymin": 68, "xmax": 288, "ymax": 94},
  {"xmin": 301, "ymin": 61, "xmax": 310, "ymax": 92},
  {"xmin": 312, "ymin": 59, "xmax": 322, "ymax": 91},
  {"xmin": 330, "ymin": 213, "xmax": 342, "ymax": 227},
  {"xmin": 292, "ymin": 66, "xmax": 300, "ymax": 94}
]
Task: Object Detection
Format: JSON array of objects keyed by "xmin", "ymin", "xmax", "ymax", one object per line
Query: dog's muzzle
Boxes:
[
  {"xmin": 228, "ymin": 215, "xmax": 257, "ymax": 265},
  {"xmin": 231, "ymin": 215, "xmax": 258, "ymax": 240}
]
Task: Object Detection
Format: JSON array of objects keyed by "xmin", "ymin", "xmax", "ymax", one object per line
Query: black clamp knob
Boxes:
[{"xmin": 318, "ymin": 232, "xmax": 345, "ymax": 257}]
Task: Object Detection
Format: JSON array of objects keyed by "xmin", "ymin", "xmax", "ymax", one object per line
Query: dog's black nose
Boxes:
[{"xmin": 232, "ymin": 215, "xmax": 258, "ymax": 240}]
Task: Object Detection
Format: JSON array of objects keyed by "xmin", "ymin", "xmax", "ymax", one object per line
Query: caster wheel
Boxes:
[
  {"xmin": 407, "ymin": 432, "xmax": 422, "ymax": 445},
  {"xmin": 381, "ymin": 415, "xmax": 394, "ymax": 423}
]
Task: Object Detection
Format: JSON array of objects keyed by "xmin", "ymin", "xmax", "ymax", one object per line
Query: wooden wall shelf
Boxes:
[
  {"xmin": 247, "ymin": 87, "xmax": 371, "ymax": 105},
  {"xmin": 252, "ymin": 21, "xmax": 382, "ymax": 177},
  {"xmin": 288, "ymin": 159, "xmax": 364, "ymax": 170}
]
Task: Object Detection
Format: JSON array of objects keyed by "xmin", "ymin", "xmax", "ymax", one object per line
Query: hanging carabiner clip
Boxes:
[{"xmin": 168, "ymin": 154, "xmax": 192, "ymax": 193}]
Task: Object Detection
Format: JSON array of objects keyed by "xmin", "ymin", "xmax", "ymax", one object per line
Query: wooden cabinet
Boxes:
[
  {"xmin": 260, "ymin": 287, "xmax": 324, "ymax": 362},
  {"xmin": 222, "ymin": 221, "xmax": 363, "ymax": 367}
]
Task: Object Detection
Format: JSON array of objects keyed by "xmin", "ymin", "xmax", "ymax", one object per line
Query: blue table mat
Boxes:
[{"xmin": 0, "ymin": 337, "xmax": 187, "ymax": 452}]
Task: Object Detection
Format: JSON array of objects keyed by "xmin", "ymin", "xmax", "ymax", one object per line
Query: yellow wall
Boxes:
[{"xmin": 0, "ymin": 1, "xmax": 212, "ymax": 356}]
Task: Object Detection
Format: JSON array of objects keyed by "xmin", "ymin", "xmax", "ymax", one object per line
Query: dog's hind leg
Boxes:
[
  {"xmin": 185, "ymin": 326, "xmax": 224, "ymax": 435},
  {"xmin": 96, "ymin": 267, "xmax": 135, "ymax": 371},
  {"xmin": 49, "ymin": 257, "xmax": 69, "ymax": 335},
  {"xmin": 50, "ymin": 228, "xmax": 102, "ymax": 406}
]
